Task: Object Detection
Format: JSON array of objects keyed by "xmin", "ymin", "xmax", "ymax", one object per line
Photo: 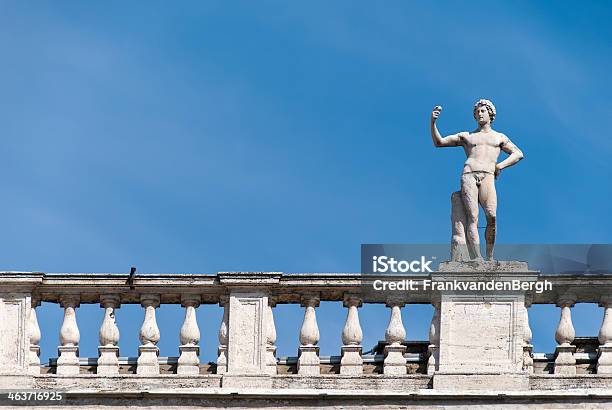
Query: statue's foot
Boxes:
[{"xmin": 470, "ymin": 256, "xmax": 485, "ymax": 263}]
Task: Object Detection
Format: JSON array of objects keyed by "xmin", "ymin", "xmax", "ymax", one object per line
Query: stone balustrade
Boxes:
[{"xmin": 2, "ymin": 269, "xmax": 612, "ymax": 407}]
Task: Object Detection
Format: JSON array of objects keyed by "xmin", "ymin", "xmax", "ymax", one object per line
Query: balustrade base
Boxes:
[
  {"xmin": 554, "ymin": 345, "xmax": 577, "ymax": 375},
  {"xmin": 298, "ymin": 346, "xmax": 320, "ymax": 376},
  {"xmin": 340, "ymin": 345, "xmax": 363, "ymax": 375},
  {"xmin": 523, "ymin": 344, "xmax": 534, "ymax": 373},
  {"xmin": 97, "ymin": 346, "xmax": 120, "ymax": 375},
  {"xmin": 29, "ymin": 345, "xmax": 41, "ymax": 375},
  {"xmin": 265, "ymin": 345, "xmax": 277, "ymax": 376},
  {"xmin": 57, "ymin": 346, "xmax": 80, "ymax": 376},
  {"xmin": 597, "ymin": 344, "xmax": 612, "ymax": 374},
  {"xmin": 137, "ymin": 345, "xmax": 160, "ymax": 375},
  {"xmin": 383, "ymin": 344, "xmax": 407, "ymax": 375},
  {"xmin": 177, "ymin": 345, "xmax": 200, "ymax": 375},
  {"xmin": 216, "ymin": 346, "xmax": 228, "ymax": 374}
]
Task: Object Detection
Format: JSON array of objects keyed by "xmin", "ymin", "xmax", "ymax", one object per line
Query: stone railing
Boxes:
[{"xmin": 2, "ymin": 266, "xmax": 612, "ymax": 407}]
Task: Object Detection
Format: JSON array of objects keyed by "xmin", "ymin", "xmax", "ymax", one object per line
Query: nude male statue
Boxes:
[{"xmin": 430, "ymin": 99, "xmax": 524, "ymax": 261}]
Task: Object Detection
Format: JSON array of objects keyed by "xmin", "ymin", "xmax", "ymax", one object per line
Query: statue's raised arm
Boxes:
[{"xmin": 430, "ymin": 105, "xmax": 464, "ymax": 148}]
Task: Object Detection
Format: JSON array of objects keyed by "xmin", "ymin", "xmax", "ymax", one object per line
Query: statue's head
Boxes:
[{"xmin": 473, "ymin": 99, "xmax": 496, "ymax": 125}]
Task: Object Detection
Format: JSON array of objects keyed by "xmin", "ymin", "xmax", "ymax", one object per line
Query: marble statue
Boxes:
[{"xmin": 430, "ymin": 99, "xmax": 524, "ymax": 261}]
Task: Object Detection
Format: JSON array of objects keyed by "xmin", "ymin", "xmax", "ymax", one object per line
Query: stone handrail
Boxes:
[{"xmin": 15, "ymin": 270, "xmax": 612, "ymax": 303}]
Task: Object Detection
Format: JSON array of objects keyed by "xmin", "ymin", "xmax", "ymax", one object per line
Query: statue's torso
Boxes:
[{"xmin": 460, "ymin": 130, "xmax": 504, "ymax": 174}]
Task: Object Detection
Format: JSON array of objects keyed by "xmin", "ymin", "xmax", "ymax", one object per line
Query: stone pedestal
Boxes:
[
  {"xmin": 178, "ymin": 345, "xmax": 200, "ymax": 375},
  {"xmin": 215, "ymin": 273, "xmax": 280, "ymax": 389},
  {"xmin": 597, "ymin": 345, "xmax": 612, "ymax": 374},
  {"xmin": 383, "ymin": 345, "xmax": 407, "ymax": 375},
  {"xmin": 218, "ymin": 271, "xmax": 281, "ymax": 381},
  {"xmin": 0, "ymin": 273, "xmax": 42, "ymax": 388},
  {"xmin": 432, "ymin": 261, "xmax": 538, "ymax": 390},
  {"xmin": 216, "ymin": 345, "xmax": 228, "ymax": 374},
  {"xmin": 0, "ymin": 293, "xmax": 31, "ymax": 376},
  {"xmin": 298, "ymin": 346, "xmax": 320, "ymax": 375},
  {"xmin": 136, "ymin": 345, "xmax": 159, "ymax": 375},
  {"xmin": 28, "ymin": 345, "xmax": 41, "ymax": 375},
  {"xmin": 523, "ymin": 344, "xmax": 534, "ymax": 373},
  {"xmin": 265, "ymin": 345, "xmax": 277, "ymax": 375},
  {"xmin": 57, "ymin": 346, "xmax": 80, "ymax": 375},
  {"xmin": 97, "ymin": 346, "xmax": 119, "ymax": 375},
  {"xmin": 554, "ymin": 345, "xmax": 577, "ymax": 375},
  {"xmin": 340, "ymin": 345, "xmax": 363, "ymax": 375},
  {"xmin": 226, "ymin": 292, "xmax": 269, "ymax": 374}
]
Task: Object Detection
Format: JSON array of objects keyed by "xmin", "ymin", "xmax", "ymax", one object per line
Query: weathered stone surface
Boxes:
[
  {"xmin": 0, "ymin": 293, "xmax": 29, "ymax": 375},
  {"xmin": 438, "ymin": 260, "xmax": 530, "ymax": 272},
  {"xmin": 434, "ymin": 372, "xmax": 529, "ymax": 391},
  {"xmin": 227, "ymin": 292, "xmax": 268, "ymax": 374},
  {"xmin": 97, "ymin": 346, "xmax": 119, "ymax": 376},
  {"xmin": 33, "ymin": 374, "xmax": 223, "ymax": 390},
  {"xmin": 136, "ymin": 345, "xmax": 160, "ymax": 375},
  {"xmin": 272, "ymin": 374, "xmax": 430, "ymax": 390},
  {"xmin": 435, "ymin": 271, "xmax": 536, "ymax": 375},
  {"xmin": 222, "ymin": 374, "xmax": 272, "ymax": 389},
  {"xmin": 3, "ymin": 270, "xmax": 612, "ymax": 407},
  {"xmin": 439, "ymin": 297, "xmax": 523, "ymax": 372},
  {"xmin": 530, "ymin": 374, "xmax": 612, "ymax": 390}
]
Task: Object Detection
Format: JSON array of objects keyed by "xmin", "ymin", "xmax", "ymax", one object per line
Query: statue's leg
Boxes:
[
  {"xmin": 479, "ymin": 174, "xmax": 497, "ymax": 261},
  {"xmin": 460, "ymin": 174, "xmax": 482, "ymax": 260}
]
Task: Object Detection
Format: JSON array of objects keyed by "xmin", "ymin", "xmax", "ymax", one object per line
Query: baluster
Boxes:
[
  {"xmin": 340, "ymin": 295, "xmax": 363, "ymax": 375},
  {"xmin": 554, "ymin": 295, "xmax": 576, "ymax": 375},
  {"xmin": 522, "ymin": 300, "xmax": 533, "ymax": 373},
  {"xmin": 57, "ymin": 295, "xmax": 80, "ymax": 375},
  {"xmin": 137, "ymin": 294, "xmax": 161, "ymax": 375},
  {"xmin": 28, "ymin": 297, "xmax": 41, "ymax": 375},
  {"xmin": 427, "ymin": 299, "xmax": 440, "ymax": 375},
  {"xmin": 216, "ymin": 296, "xmax": 229, "ymax": 374},
  {"xmin": 298, "ymin": 295, "xmax": 320, "ymax": 375},
  {"xmin": 384, "ymin": 298, "xmax": 407, "ymax": 375},
  {"xmin": 265, "ymin": 298, "xmax": 277, "ymax": 375},
  {"xmin": 597, "ymin": 297, "xmax": 612, "ymax": 374},
  {"xmin": 178, "ymin": 295, "xmax": 201, "ymax": 375},
  {"xmin": 97, "ymin": 295, "xmax": 120, "ymax": 375}
]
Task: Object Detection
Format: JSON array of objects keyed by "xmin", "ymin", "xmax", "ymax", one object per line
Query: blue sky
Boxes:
[{"xmin": 1, "ymin": 1, "xmax": 611, "ymax": 362}]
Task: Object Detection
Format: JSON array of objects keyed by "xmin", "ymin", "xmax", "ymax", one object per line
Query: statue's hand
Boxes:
[
  {"xmin": 431, "ymin": 105, "xmax": 442, "ymax": 123},
  {"xmin": 494, "ymin": 164, "xmax": 502, "ymax": 179}
]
